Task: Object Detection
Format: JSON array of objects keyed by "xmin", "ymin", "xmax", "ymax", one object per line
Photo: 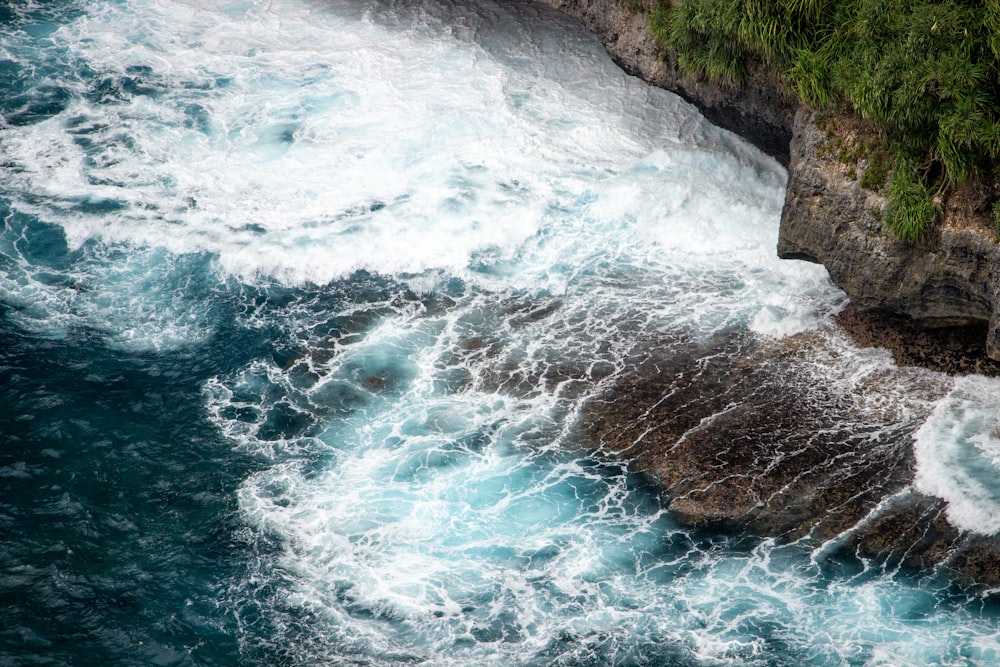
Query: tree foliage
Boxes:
[{"xmin": 650, "ymin": 0, "xmax": 1000, "ymax": 242}]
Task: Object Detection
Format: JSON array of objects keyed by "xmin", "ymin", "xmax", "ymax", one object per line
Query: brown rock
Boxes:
[{"xmin": 582, "ymin": 332, "xmax": 936, "ymax": 541}]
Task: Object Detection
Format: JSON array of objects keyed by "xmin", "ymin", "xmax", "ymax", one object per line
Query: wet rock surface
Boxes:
[
  {"xmin": 581, "ymin": 330, "xmax": 1000, "ymax": 586},
  {"xmin": 839, "ymin": 491, "xmax": 1000, "ymax": 588},
  {"xmin": 582, "ymin": 332, "xmax": 925, "ymax": 540},
  {"xmin": 835, "ymin": 304, "xmax": 1000, "ymax": 377}
]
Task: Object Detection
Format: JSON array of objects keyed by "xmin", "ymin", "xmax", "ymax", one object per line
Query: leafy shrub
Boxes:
[
  {"xmin": 884, "ymin": 167, "xmax": 938, "ymax": 242},
  {"xmin": 650, "ymin": 0, "xmax": 1000, "ymax": 242}
]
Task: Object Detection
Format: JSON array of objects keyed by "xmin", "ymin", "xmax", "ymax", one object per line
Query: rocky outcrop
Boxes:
[
  {"xmin": 537, "ymin": 0, "xmax": 1000, "ymax": 583},
  {"xmin": 581, "ymin": 330, "xmax": 923, "ymax": 542},
  {"xmin": 834, "ymin": 304, "xmax": 1000, "ymax": 376},
  {"xmin": 581, "ymin": 328, "xmax": 1000, "ymax": 586},
  {"xmin": 778, "ymin": 107, "xmax": 1000, "ymax": 359}
]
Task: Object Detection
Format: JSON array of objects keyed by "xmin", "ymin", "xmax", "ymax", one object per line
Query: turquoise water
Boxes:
[{"xmin": 4, "ymin": 0, "xmax": 1000, "ymax": 664}]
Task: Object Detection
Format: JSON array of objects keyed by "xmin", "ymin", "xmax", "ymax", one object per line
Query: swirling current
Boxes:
[{"xmin": 4, "ymin": 0, "xmax": 1000, "ymax": 665}]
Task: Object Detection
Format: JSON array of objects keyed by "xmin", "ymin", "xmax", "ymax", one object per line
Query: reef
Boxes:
[{"xmin": 580, "ymin": 329, "xmax": 1000, "ymax": 586}]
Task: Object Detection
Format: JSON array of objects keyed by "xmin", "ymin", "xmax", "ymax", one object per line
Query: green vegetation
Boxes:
[
  {"xmin": 650, "ymin": 0, "xmax": 1000, "ymax": 242},
  {"xmin": 859, "ymin": 152, "xmax": 888, "ymax": 191},
  {"xmin": 885, "ymin": 164, "xmax": 939, "ymax": 242}
]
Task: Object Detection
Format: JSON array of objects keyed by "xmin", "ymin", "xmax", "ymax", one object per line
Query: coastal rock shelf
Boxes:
[
  {"xmin": 581, "ymin": 328, "xmax": 1000, "ymax": 585},
  {"xmin": 538, "ymin": 0, "xmax": 1000, "ymax": 582}
]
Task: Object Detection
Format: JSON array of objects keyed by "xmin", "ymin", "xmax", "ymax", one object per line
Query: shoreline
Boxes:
[{"xmin": 538, "ymin": 0, "xmax": 1000, "ymax": 585}]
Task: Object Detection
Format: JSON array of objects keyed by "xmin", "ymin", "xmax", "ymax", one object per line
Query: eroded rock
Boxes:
[
  {"xmin": 582, "ymin": 331, "xmax": 936, "ymax": 541},
  {"xmin": 582, "ymin": 330, "xmax": 1000, "ymax": 585},
  {"xmin": 778, "ymin": 108, "xmax": 1000, "ymax": 359}
]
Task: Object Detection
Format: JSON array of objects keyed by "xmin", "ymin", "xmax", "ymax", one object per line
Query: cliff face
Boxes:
[
  {"xmin": 778, "ymin": 108, "xmax": 1000, "ymax": 357},
  {"xmin": 533, "ymin": 0, "xmax": 795, "ymax": 164},
  {"xmin": 537, "ymin": 0, "xmax": 1000, "ymax": 360}
]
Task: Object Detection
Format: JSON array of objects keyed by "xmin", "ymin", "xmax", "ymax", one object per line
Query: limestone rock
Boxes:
[{"xmin": 778, "ymin": 108, "xmax": 1000, "ymax": 359}]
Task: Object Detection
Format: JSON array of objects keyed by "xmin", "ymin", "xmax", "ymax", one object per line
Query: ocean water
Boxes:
[{"xmin": 3, "ymin": 0, "xmax": 1000, "ymax": 665}]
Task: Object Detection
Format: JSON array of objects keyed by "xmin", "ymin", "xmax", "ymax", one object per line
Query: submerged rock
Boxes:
[
  {"xmin": 838, "ymin": 491, "xmax": 1000, "ymax": 588},
  {"xmin": 581, "ymin": 331, "xmax": 930, "ymax": 541},
  {"xmin": 582, "ymin": 330, "xmax": 1000, "ymax": 586}
]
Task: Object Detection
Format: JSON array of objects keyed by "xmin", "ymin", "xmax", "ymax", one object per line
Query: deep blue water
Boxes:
[{"xmin": 5, "ymin": 1, "xmax": 1000, "ymax": 665}]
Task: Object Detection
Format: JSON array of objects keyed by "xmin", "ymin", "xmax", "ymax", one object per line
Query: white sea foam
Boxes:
[
  {"xmin": 2, "ymin": 0, "xmax": 822, "ymax": 292},
  {"xmin": 0, "ymin": 220, "xmax": 216, "ymax": 350},
  {"xmin": 914, "ymin": 375, "xmax": 1000, "ymax": 535},
  {"xmin": 1, "ymin": 0, "xmax": 837, "ymax": 348},
  {"xmin": 9, "ymin": 0, "xmax": 1000, "ymax": 663},
  {"xmin": 221, "ymin": 337, "xmax": 998, "ymax": 665},
  {"xmin": 4, "ymin": 0, "xmax": 635, "ymax": 283}
]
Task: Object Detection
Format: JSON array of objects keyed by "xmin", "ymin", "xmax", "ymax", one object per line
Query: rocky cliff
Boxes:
[
  {"xmin": 536, "ymin": 0, "xmax": 1000, "ymax": 360},
  {"xmin": 779, "ymin": 107, "xmax": 1000, "ymax": 359},
  {"xmin": 538, "ymin": 0, "xmax": 1000, "ymax": 583},
  {"xmin": 534, "ymin": 0, "xmax": 796, "ymax": 164}
]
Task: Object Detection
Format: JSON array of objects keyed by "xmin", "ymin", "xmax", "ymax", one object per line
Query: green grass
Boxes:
[
  {"xmin": 885, "ymin": 167, "xmax": 938, "ymax": 242},
  {"xmin": 649, "ymin": 0, "xmax": 1000, "ymax": 242},
  {"xmin": 859, "ymin": 153, "xmax": 888, "ymax": 191}
]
